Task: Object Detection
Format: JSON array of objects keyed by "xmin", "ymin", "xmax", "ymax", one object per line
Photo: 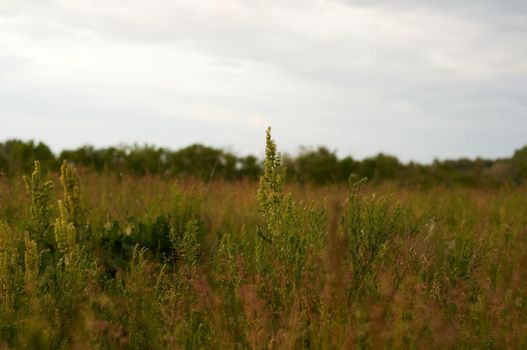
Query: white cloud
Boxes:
[{"xmin": 0, "ymin": 0, "xmax": 526, "ymax": 161}]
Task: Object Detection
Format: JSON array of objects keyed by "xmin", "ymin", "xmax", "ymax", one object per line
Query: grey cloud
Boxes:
[
  {"xmin": 341, "ymin": 0, "xmax": 527, "ymax": 14},
  {"xmin": 0, "ymin": 54, "xmax": 29, "ymax": 72},
  {"xmin": 1, "ymin": 0, "xmax": 526, "ymax": 162}
]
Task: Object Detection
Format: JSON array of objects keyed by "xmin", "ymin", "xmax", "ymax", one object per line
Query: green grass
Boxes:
[{"xmin": 0, "ymin": 129, "xmax": 526, "ymax": 349}]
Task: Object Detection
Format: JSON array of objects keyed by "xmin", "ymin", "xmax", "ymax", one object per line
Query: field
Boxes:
[{"xmin": 1, "ymin": 130, "xmax": 527, "ymax": 349}]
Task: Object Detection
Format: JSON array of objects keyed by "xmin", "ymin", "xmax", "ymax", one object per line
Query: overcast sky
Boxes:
[{"xmin": 1, "ymin": 0, "xmax": 526, "ymax": 162}]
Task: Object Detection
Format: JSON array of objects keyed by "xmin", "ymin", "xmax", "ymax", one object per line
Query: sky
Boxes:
[{"xmin": 1, "ymin": 0, "xmax": 526, "ymax": 163}]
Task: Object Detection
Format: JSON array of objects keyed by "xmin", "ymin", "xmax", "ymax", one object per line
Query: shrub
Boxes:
[{"xmin": 23, "ymin": 161, "xmax": 55, "ymax": 246}]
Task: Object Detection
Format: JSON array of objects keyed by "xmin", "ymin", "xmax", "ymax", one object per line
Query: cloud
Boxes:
[
  {"xmin": 0, "ymin": 54, "xmax": 29, "ymax": 73},
  {"xmin": 0, "ymin": 0, "xmax": 526, "ymax": 162}
]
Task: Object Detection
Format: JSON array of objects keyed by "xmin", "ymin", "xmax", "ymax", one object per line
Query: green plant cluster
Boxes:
[
  {"xmin": 0, "ymin": 130, "xmax": 526, "ymax": 348},
  {"xmin": 2, "ymin": 139, "xmax": 527, "ymax": 186}
]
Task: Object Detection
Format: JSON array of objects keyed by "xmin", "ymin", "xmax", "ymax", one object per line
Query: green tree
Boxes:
[
  {"xmin": 510, "ymin": 145, "xmax": 527, "ymax": 183},
  {"xmin": 292, "ymin": 146, "xmax": 340, "ymax": 184}
]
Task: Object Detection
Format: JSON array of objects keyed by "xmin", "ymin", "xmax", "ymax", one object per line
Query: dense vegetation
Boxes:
[
  {"xmin": 2, "ymin": 138, "xmax": 527, "ymax": 186},
  {"xmin": 0, "ymin": 129, "xmax": 526, "ymax": 348}
]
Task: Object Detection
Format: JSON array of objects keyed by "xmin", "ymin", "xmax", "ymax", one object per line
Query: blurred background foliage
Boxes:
[{"xmin": 1, "ymin": 139, "xmax": 526, "ymax": 186}]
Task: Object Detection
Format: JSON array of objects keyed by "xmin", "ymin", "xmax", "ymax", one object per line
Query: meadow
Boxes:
[{"xmin": 0, "ymin": 129, "xmax": 526, "ymax": 349}]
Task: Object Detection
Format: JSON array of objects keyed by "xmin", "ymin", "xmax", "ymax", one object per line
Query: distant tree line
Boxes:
[{"xmin": 1, "ymin": 139, "xmax": 526, "ymax": 187}]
